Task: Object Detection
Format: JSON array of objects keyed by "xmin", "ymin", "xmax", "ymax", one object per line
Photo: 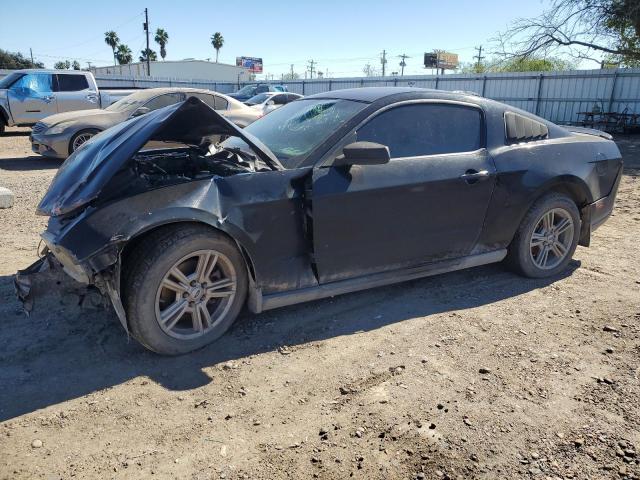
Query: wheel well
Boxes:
[
  {"xmin": 120, "ymin": 221, "xmax": 257, "ymax": 283},
  {"xmin": 0, "ymin": 107, "xmax": 8, "ymax": 125},
  {"xmin": 545, "ymin": 182, "xmax": 590, "ymax": 208}
]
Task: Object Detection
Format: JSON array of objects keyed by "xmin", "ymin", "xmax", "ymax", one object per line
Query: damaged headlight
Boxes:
[{"xmin": 46, "ymin": 122, "xmax": 73, "ymax": 135}]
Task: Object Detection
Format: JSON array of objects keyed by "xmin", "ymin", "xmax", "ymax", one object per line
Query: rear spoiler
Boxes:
[{"xmin": 565, "ymin": 126, "xmax": 613, "ymax": 140}]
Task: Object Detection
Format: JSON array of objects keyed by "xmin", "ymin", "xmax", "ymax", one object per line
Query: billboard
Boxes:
[
  {"xmin": 236, "ymin": 56, "xmax": 263, "ymax": 73},
  {"xmin": 424, "ymin": 51, "xmax": 459, "ymax": 70}
]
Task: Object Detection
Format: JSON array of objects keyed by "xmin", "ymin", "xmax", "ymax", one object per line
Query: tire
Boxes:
[
  {"xmin": 0, "ymin": 121, "xmax": 5, "ymax": 135},
  {"xmin": 68, "ymin": 129, "xmax": 100, "ymax": 155},
  {"xmin": 506, "ymin": 193, "xmax": 580, "ymax": 278},
  {"xmin": 123, "ymin": 224, "xmax": 248, "ymax": 355}
]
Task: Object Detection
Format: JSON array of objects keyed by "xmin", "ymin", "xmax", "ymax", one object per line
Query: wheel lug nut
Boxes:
[
  {"xmin": 182, "ymin": 292, "xmax": 189, "ymax": 299},
  {"xmin": 190, "ymin": 281, "xmax": 197, "ymax": 287}
]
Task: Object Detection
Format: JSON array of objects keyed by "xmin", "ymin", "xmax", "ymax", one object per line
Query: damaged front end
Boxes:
[{"xmin": 16, "ymin": 97, "xmax": 283, "ymax": 332}]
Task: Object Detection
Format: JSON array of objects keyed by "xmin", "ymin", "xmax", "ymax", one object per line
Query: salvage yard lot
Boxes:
[{"xmin": 0, "ymin": 128, "xmax": 639, "ymax": 479}]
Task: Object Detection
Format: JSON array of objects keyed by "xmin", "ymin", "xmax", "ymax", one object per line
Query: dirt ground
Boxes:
[{"xmin": 0, "ymin": 127, "xmax": 639, "ymax": 480}]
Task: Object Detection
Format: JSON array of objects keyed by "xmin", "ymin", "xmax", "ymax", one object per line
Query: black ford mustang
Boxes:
[{"xmin": 19, "ymin": 88, "xmax": 622, "ymax": 355}]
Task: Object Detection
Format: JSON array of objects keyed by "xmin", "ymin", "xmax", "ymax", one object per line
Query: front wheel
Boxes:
[
  {"xmin": 506, "ymin": 193, "xmax": 580, "ymax": 278},
  {"xmin": 123, "ymin": 225, "xmax": 248, "ymax": 355},
  {"xmin": 69, "ymin": 129, "xmax": 100, "ymax": 154}
]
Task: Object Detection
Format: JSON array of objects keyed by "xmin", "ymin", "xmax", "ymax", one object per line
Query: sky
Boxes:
[{"xmin": 0, "ymin": 0, "xmax": 582, "ymax": 78}]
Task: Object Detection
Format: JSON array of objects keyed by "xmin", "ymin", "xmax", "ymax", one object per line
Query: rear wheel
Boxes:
[
  {"xmin": 123, "ymin": 225, "xmax": 248, "ymax": 355},
  {"xmin": 506, "ymin": 193, "xmax": 580, "ymax": 278},
  {"xmin": 69, "ymin": 129, "xmax": 99, "ymax": 154}
]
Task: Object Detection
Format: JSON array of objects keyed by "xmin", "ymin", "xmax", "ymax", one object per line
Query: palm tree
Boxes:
[
  {"xmin": 116, "ymin": 44, "xmax": 133, "ymax": 65},
  {"xmin": 154, "ymin": 28, "xmax": 169, "ymax": 61},
  {"xmin": 104, "ymin": 31, "xmax": 119, "ymax": 66},
  {"xmin": 211, "ymin": 32, "xmax": 224, "ymax": 63},
  {"xmin": 139, "ymin": 48, "xmax": 158, "ymax": 62}
]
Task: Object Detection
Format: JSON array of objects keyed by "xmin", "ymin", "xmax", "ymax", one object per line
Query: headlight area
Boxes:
[{"xmin": 45, "ymin": 122, "xmax": 74, "ymax": 135}]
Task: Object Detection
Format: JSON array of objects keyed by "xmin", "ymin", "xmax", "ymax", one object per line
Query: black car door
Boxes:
[{"xmin": 311, "ymin": 101, "xmax": 497, "ymax": 283}]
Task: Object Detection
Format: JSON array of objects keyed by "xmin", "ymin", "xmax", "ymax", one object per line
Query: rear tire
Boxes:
[
  {"xmin": 506, "ymin": 193, "xmax": 580, "ymax": 278},
  {"xmin": 123, "ymin": 224, "xmax": 247, "ymax": 355}
]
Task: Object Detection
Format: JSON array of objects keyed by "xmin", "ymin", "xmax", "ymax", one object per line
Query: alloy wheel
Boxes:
[
  {"xmin": 154, "ymin": 249, "xmax": 237, "ymax": 340},
  {"xmin": 529, "ymin": 207, "xmax": 575, "ymax": 270},
  {"xmin": 72, "ymin": 132, "xmax": 95, "ymax": 151}
]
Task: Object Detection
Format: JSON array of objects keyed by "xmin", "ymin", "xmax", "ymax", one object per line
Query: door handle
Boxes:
[{"xmin": 460, "ymin": 169, "xmax": 490, "ymax": 184}]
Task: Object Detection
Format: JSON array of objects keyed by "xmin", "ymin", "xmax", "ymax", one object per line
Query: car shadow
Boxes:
[
  {"xmin": 0, "ymin": 155, "xmax": 62, "ymax": 171},
  {"xmin": 1, "ymin": 131, "xmax": 31, "ymax": 137},
  {"xmin": 0, "ymin": 260, "xmax": 580, "ymax": 421}
]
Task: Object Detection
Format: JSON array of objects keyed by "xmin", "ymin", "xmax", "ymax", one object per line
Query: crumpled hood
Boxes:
[{"xmin": 37, "ymin": 97, "xmax": 282, "ymax": 217}]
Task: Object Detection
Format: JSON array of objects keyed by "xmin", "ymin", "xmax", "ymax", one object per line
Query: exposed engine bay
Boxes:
[{"xmin": 132, "ymin": 144, "xmax": 273, "ymax": 185}]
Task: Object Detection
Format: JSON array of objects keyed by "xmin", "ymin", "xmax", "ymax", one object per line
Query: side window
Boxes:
[
  {"xmin": 356, "ymin": 103, "xmax": 482, "ymax": 158},
  {"xmin": 287, "ymin": 94, "xmax": 301, "ymax": 102},
  {"xmin": 56, "ymin": 74, "xmax": 90, "ymax": 92},
  {"xmin": 10, "ymin": 73, "xmax": 53, "ymax": 94},
  {"xmin": 189, "ymin": 93, "xmax": 217, "ymax": 110},
  {"xmin": 256, "ymin": 85, "xmax": 269, "ymax": 94},
  {"xmin": 214, "ymin": 95, "xmax": 228, "ymax": 110},
  {"xmin": 272, "ymin": 94, "xmax": 287, "ymax": 105},
  {"xmin": 143, "ymin": 93, "xmax": 184, "ymax": 111}
]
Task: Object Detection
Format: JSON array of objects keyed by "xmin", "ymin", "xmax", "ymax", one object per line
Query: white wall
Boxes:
[{"xmin": 92, "ymin": 60, "xmax": 248, "ymax": 82}]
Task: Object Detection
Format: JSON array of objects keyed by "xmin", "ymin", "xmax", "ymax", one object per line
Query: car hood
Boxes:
[
  {"xmin": 37, "ymin": 97, "xmax": 282, "ymax": 217},
  {"xmin": 40, "ymin": 109, "xmax": 124, "ymax": 128}
]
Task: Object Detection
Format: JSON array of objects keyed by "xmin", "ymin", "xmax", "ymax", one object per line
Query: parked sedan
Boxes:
[
  {"xmin": 245, "ymin": 92, "xmax": 303, "ymax": 114},
  {"xmin": 30, "ymin": 88, "xmax": 261, "ymax": 159},
  {"xmin": 227, "ymin": 83, "xmax": 288, "ymax": 102},
  {"xmin": 18, "ymin": 88, "xmax": 622, "ymax": 355}
]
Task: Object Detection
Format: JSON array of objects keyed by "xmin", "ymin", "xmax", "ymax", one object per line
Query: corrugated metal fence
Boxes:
[{"xmin": 2, "ymin": 68, "xmax": 639, "ymax": 125}]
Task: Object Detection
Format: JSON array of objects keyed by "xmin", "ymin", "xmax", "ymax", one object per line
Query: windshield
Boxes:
[
  {"xmin": 245, "ymin": 93, "xmax": 271, "ymax": 105},
  {"xmin": 105, "ymin": 90, "xmax": 159, "ymax": 112},
  {"xmin": 0, "ymin": 72, "xmax": 25, "ymax": 89},
  {"xmin": 234, "ymin": 85, "xmax": 256, "ymax": 96},
  {"xmin": 222, "ymin": 99, "xmax": 367, "ymax": 169}
]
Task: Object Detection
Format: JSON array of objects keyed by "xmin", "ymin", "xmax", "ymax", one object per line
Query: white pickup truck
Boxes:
[{"xmin": 0, "ymin": 69, "xmax": 135, "ymax": 133}]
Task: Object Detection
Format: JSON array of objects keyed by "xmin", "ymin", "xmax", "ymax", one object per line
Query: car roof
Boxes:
[{"xmin": 305, "ymin": 87, "xmax": 480, "ymax": 103}]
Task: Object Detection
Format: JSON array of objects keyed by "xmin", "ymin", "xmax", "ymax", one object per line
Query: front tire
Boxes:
[
  {"xmin": 69, "ymin": 129, "xmax": 99, "ymax": 154},
  {"xmin": 506, "ymin": 193, "xmax": 580, "ymax": 278},
  {"xmin": 123, "ymin": 225, "xmax": 248, "ymax": 355}
]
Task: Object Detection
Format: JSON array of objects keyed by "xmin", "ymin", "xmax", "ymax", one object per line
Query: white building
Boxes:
[{"xmin": 91, "ymin": 59, "xmax": 249, "ymax": 82}]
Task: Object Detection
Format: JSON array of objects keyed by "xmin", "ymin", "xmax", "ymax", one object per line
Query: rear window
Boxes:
[{"xmin": 56, "ymin": 74, "xmax": 90, "ymax": 92}]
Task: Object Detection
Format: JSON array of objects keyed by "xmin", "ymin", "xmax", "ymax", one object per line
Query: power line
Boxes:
[
  {"xmin": 398, "ymin": 53, "xmax": 409, "ymax": 76},
  {"xmin": 307, "ymin": 59, "xmax": 316, "ymax": 79},
  {"xmin": 473, "ymin": 45, "xmax": 485, "ymax": 69}
]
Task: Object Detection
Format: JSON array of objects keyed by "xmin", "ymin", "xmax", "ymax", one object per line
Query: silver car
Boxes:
[{"xmin": 30, "ymin": 88, "xmax": 261, "ymax": 159}]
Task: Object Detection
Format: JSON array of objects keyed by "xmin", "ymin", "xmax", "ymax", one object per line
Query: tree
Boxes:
[
  {"xmin": 54, "ymin": 60, "xmax": 71, "ymax": 70},
  {"xmin": 283, "ymin": 71, "xmax": 300, "ymax": 80},
  {"xmin": 139, "ymin": 48, "xmax": 157, "ymax": 62},
  {"xmin": 154, "ymin": 28, "xmax": 169, "ymax": 60},
  {"xmin": 497, "ymin": 0, "xmax": 640, "ymax": 65},
  {"xmin": 460, "ymin": 56, "xmax": 576, "ymax": 73},
  {"xmin": 72, "ymin": 60, "xmax": 81, "ymax": 70},
  {"xmin": 104, "ymin": 31, "xmax": 120, "ymax": 66},
  {"xmin": 211, "ymin": 32, "xmax": 224, "ymax": 62},
  {"xmin": 0, "ymin": 49, "xmax": 43, "ymax": 69},
  {"xmin": 362, "ymin": 63, "xmax": 379, "ymax": 76},
  {"xmin": 116, "ymin": 44, "xmax": 133, "ymax": 65}
]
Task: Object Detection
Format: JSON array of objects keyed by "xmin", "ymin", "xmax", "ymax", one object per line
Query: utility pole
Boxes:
[
  {"xmin": 398, "ymin": 54, "xmax": 409, "ymax": 76},
  {"xmin": 473, "ymin": 45, "xmax": 485, "ymax": 70},
  {"xmin": 307, "ymin": 59, "xmax": 316, "ymax": 79},
  {"xmin": 29, "ymin": 48, "xmax": 34, "ymax": 66},
  {"xmin": 380, "ymin": 49, "xmax": 387, "ymax": 77},
  {"xmin": 143, "ymin": 8, "xmax": 151, "ymax": 76},
  {"xmin": 290, "ymin": 64, "xmax": 294, "ymax": 78}
]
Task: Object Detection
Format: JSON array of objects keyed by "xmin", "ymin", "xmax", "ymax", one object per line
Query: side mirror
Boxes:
[
  {"xmin": 333, "ymin": 141, "xmax": 390, "ymax": 167},
  {"xmin": 131, "ymin": 106, "xmax": 151, "ymax": 117},
  {"xmin": 266, "ymin": 99, "xmax": 275, "ymax": 106}
]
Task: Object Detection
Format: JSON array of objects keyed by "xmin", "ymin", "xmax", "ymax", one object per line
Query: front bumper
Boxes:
[{"xmin": 30, "ymin": 132, "xmax": 69, "ymax": 159}]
